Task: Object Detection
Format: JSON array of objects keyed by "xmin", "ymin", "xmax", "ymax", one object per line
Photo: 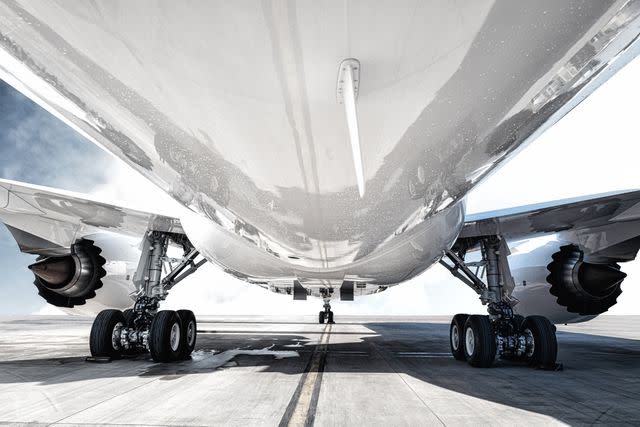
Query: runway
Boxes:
[{"xmin": 0, "ymin": 315, "xmax": 638, "ymax": 426}]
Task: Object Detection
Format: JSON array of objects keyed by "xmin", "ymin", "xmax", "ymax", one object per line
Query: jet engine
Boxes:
[
  {"xmin": 28, "ymin": 234, "xmax": 139, "ymax": 311},
  {"xmin": 508, "ymin": 239, "xmax": 629, "ymax": 323},
  {"xmin": 546, "ymin": 244, "xmax": 626, "ymax": 315},
  {"xmin": 30, "ymin": 238, "xmax": 107, "ymax": 307}
]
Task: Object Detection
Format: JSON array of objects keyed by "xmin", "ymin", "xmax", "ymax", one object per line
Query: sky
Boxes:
[{"xmin": 0, "ymin": 54, "xmax": 639, "ymax": 316}]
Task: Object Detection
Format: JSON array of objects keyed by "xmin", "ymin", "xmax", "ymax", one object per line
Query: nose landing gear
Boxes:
[{"xmin": 318, "ymin": 300, "xmax": 334, "ymax": 324}]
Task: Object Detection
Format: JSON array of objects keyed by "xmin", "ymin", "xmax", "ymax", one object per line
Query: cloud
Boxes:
[
  {"xmin": 88, "ymin": 161, "xmax": 187, "ymax": 219},
  {"xmin": 0, "ymin": 82, "xmax": 114, "ymax": 192},
  {"xmin": 33, "ymin": 304, "xmax": 65, "ymax": 315}
]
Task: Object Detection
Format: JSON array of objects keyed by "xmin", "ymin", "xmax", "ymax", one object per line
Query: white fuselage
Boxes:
[{"xmin": 1, "ymin": 1, "xmax": 638, "ymax": 303}]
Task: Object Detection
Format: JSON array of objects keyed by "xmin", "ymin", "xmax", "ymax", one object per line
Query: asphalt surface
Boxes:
[{"xmin": 0, "ymin": 315, "xmax": 638, "ymax": 426}]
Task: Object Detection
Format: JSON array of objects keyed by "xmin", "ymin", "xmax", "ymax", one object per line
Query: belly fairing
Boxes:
[{"xmin": 180, "ymin": 200, "xmax": 465, "ymax": 285}]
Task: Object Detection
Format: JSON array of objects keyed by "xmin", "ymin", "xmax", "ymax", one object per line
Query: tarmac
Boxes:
[{"xmin": 0, "ymin": 315, "xmax": 638, "ymax": 426}]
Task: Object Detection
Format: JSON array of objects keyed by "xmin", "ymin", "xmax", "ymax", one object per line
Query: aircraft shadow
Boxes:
[{"xmin": 0, "ymin": 321, "xmax": 639, "ymax": 424}]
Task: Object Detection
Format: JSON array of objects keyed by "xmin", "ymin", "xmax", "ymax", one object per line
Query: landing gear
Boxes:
[
  {"xmin": 318, "ymin": 310, "xmax": 334, "ymax": 324},
  {"xmin": 442, "ymin": 235, "xmax": 558, "ymax": 369},
  {"xmin": 90, "ymin": 308, "xmax": 196, "ymax": 362},
  {"xmin": 318, "ymin": 300, "xmax": 334, "ymax": 324},
  {"xmin": 89, "ymin": 231, "xmax": 206, "ymax": 363}
]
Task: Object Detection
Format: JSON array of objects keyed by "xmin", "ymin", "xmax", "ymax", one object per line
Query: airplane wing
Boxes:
[
  {"xmin": 459, "ymin": 189, "xmax": 640, "ymax": 263},
  {"xmin": 0, "ymin": 178, "xmax": 186, "ymax": 310},
  {"xmin": 451, "ymin": 190, "xmax": 640, "ymax": 321},
  {"xmin": 0, "ymin": 178, "xmax": 183, "ymax": 256}
]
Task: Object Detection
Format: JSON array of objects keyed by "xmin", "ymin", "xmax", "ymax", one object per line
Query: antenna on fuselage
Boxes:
[{"xmin": 336, "ymin": 58, "xmax": 365, "ymax": 198}]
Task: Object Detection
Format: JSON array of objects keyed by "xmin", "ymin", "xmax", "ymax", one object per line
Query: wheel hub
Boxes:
[
  {"xmin": 451, "ymin": 324, "xmax": 460, "ymax": 350},
  {"xmin": 111, "ymin": 322, "xmax": 123, "ymax": 350},
  {"xmin": 524, "ymin": 328, "xmax": 535, "ymax": 357},
  {"xmin": 465, "ymin": 326, "xmax": 475, "ymax": 355},
  {"xmin": 169, "ymin": 322, "xmax": 181, "ymax": 352},
  {"xmin": 186, "ymin": 320, "xmax": 196, "ymax": 346}
]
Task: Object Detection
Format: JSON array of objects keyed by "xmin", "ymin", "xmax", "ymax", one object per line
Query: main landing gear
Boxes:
[
  {"xmin": 89, "ymin": 231, "xmax": 205, "ymax": 362},
  {"xmin": 441, "ymin": 235, "xmax": 558, "ymax": 369},
  {"xmin": 318, "ymin": 300, "xmax": 334, "ymax": 324}
]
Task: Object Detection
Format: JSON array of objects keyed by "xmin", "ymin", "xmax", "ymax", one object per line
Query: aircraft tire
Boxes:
[
  {"xmin": 463, "ymin": 315, "xmax": 496, "ymax": 368},
  {"xmin": 149, "ymin": 310, "xmax": 182, "ymax": 362},
  {"xmin": 450, "ymin": 313, "xmax": 468, "ymax": 361},
  {"xmin": 522, "ymin": 316, "xmax": 557, "ymax": 368},
  {"xmin": 89, "ymin": 309, "xmax": 125, "ymax": 359},
  {"xmin": 177, "ymin": 309, "xmax": 197, "ymax": 359}
]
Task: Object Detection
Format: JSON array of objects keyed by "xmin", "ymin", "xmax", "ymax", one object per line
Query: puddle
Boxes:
[
  {"xmin": 141, "ymin": 345, "xmax": 299, "ymax": 377},
  {"xmin": 207, "ymin": 345, "xmax": 299, "ymax": 369},
  {"xmin": 284, "ymin": 341, "xmax": 305, "ymax": 348}
]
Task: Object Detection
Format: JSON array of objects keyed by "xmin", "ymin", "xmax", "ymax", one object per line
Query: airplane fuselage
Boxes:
[{"xmin": 1, "ymin": 1, "xmax": 638, "ymax": 303}]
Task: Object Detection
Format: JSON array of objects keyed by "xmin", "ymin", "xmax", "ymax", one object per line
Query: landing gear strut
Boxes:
[
  {"xmin": 318, "ymin": 299, "xmax": 334, "ymax": 324},
  {"xmin": 441, "ymin": 235, "xmax": 558, "ymax": 369},
  {"xmin": 89, "ymin": 231, "xmax": 205, "ymax": 362}
]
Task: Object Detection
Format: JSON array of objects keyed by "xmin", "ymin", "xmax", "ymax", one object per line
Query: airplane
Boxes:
[{"xmin": 0, "ymin": 1, "xmax": 639, "ymax": 369}]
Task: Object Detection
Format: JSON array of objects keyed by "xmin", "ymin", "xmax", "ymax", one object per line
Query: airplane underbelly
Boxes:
[
  {"xmin": 180, "ymin": 200, "xmax": 464, "ymax": 286},
  {"xmin": 0, "ymin": 1, "xmax": 637, "ymax": 274}
]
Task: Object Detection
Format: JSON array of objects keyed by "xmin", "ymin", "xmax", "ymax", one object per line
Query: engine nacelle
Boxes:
[
  {"xmin": 29, "ymin": 233, "xmax": 139, "ymax": 313},
  {"xmin": 30, "ymin": 239, "xmax": 106, "ymax": 307},
  {"xmin": 546, "ymin": 244, "xmax": 625, "ymax": 315},
  {"xmin": 509, "ymin": 239, "xmax": 626, "ymax": 323}
]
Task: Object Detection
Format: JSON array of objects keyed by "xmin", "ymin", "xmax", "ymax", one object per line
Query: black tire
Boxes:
[
  {"xmin": 177, "ymin": 309, "xmax": 197, "ymax": 360},
  {"xmin": 450, "ymin": 314, "xmax": 468, "ymax": 361},
  {"xmin": 327, "ymin": 311, "xmax": 334, "ymax": 324},
  {"xmin": 522, "ymin": 316, "xmax": 557, "ymax": 368},
  {"xmin": 149, "ymin": 310, "xmax": 182, "ymax": 362},
  {"xmin": 90, "ymin": 309, "xmax": 125, "ymax": 358},
  {"xmin": 319, "ymin": 311, "xmax": 325, "ymax": 324},
  {"xmin": 463, "ymin": 315, "xmax": 496, "ymax": 368}
]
